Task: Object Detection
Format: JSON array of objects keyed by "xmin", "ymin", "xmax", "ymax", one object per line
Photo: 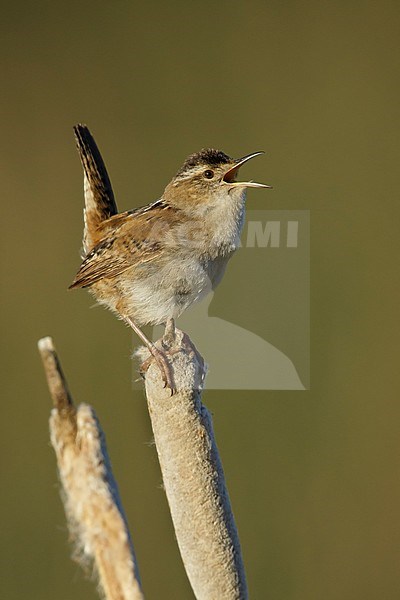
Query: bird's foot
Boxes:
[
  {"xmin": 124, "ymin": 315, "xmax": 175, "ymax": 394},
  {"xmin": 139, "ymin": 347, "xmax": 175, "ymax": 394}
]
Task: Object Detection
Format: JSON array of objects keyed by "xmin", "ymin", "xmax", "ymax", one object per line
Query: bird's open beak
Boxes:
[{"xmin": 223, "ymin": 151, "xmax": 272, "ymax": 189}]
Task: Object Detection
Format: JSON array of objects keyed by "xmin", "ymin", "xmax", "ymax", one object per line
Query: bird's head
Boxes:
[{"xmin": 164, "ymin": 148, "xmax": 271, "ymax": 210}]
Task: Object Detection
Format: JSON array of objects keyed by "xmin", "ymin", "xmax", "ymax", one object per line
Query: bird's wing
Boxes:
[
  {"xmin": 69, "ymin": 201, "xmax": 178, "ymax": 289},
  {"xmin": 74, "ymin": 124, "xmax": 118, "ymax": 254}
]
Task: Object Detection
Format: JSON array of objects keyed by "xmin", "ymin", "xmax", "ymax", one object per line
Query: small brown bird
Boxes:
[{"xmin": 70, "ymin": 125, "xmax": 271, "ymax": 390}]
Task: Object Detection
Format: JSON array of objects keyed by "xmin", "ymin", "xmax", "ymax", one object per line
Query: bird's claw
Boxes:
[{"xmin": 140, "ymin": 348, "xmax": 175, "ymax": 395}]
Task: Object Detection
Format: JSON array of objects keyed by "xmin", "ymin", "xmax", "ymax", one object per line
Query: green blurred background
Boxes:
[{"xmin": 2, "ymin": 1, "xmax": 399, "ymax": 598}]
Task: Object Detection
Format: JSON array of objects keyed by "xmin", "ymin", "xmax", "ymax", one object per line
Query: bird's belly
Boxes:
[{"xmin": 115, "ymin": 254, "xmax": 230, "ymax": 325}]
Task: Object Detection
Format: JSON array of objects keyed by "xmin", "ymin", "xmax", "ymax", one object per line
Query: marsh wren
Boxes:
[{"xmin": 69, "ymin": 125, "xmax": 271, "ymax": 391}]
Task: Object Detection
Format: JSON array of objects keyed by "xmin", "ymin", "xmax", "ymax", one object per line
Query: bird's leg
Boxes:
[
  {"xmin": 161, "ymin": 318, "xmax": 184, "ymax": 358},
  {"xmin": 162, "ymin": 317, "xmax": 176, "ymax": 349},
  {"xmin": 124, "ymin": 316, "xmax": 175, "ymax": 394}
]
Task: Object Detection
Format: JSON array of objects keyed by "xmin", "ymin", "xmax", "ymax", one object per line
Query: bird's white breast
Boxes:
[{"xmin": 119, "ymin": 189, "xmax": 247, "ymax": 325}]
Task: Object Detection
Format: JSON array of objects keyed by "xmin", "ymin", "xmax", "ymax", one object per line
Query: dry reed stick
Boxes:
[{"xmin": 38, "ymin": 336, "xmax": 144, "ymax": 600}]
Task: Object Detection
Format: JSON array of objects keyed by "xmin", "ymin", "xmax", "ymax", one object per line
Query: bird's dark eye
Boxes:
[{"xmin": 203, "ymin": 169, "xmax": 214, "ymax": 179}]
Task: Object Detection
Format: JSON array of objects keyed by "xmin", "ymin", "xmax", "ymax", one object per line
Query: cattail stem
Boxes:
[{"xmin": 140, "ymin": 328, "xmax": 248, "ymax": 600}]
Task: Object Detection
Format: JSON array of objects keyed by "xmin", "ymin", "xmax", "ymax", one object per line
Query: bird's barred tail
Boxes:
[{"xmin": 73, "ymin": 124, "xmax": 118, "ymax": 254}]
